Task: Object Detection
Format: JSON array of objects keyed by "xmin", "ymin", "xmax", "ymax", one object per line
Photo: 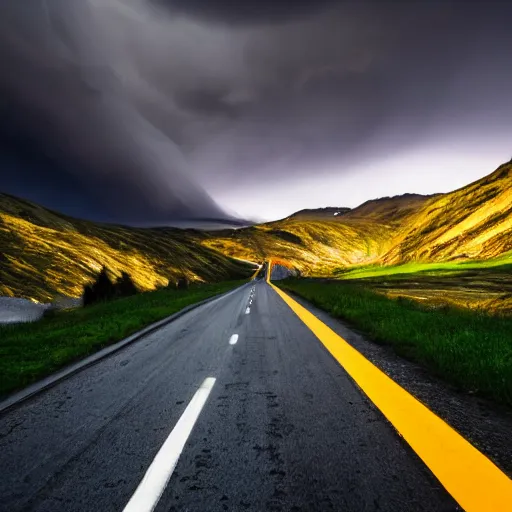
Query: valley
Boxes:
[{"xmin": 1, "ymin": 161, "xmax": 511, "ymax": 315}]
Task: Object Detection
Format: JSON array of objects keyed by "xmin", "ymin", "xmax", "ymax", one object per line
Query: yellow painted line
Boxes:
[{"xmin": 268, "ymin": 279, "xmax": 512, "ymax": 512}]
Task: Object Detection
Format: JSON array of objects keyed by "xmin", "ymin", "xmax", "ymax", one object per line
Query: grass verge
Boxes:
[
  {"xmin": 277, "ymin": 279, "xmax": 512, "ymax": 407},
  {"xmin": 0, "ymin": 281, "xmax": 243, "ymax": 397},
  {"xmin": 333, "ymin": 254, "xmax": 512, "ymax": 280}
]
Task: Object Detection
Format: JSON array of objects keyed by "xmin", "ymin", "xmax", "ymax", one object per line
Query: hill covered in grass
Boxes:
[
  {"xmin": 2, "ymin": 161, "xmax": 510, "ymax": 300},
  {"xmin": 202, "ymin": 162, "xmax": 512, "ymax": 275},
  {"xmin": 0, "ymin": 194, "xmax": 254, "ymax": 302},
  {"xmin": 201, "ymin": 191, "xmax": 433, "ymax": 274},
  {"xmin": 381, "ymin": 161, "xmax": 512, "ymax": 264}
]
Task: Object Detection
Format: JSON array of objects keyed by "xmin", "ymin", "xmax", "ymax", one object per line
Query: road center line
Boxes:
[
  {"xmin": 123, "ymin": 377, "xmax": 216, "ymax": 512},
  {"xmin": 229, "ymin": 334, "xmax": 239, "ymax": 345}
]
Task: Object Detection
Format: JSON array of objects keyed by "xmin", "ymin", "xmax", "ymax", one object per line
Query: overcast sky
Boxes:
[{"xmin": 0, "ymin": 0, "xmax": 511, "ymax": 223}]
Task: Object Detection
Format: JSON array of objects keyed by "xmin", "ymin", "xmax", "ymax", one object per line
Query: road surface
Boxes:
[{"xmin": 0, "ymin": 279, "xmax": 464, "ymax": 511}]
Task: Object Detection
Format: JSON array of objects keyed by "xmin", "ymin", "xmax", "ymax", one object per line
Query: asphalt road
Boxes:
[{"xmin": 0, "ymin": 280, "xmax": 459, "ymax": 512}]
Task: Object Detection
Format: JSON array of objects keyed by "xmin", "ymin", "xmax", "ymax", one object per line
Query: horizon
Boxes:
[
  {"xmin": 237, "ymin": 152, "xmax": 511, "ymax": 223},
  {"xmin": 2, "ymin": 156, "xmax": 509, "ymax": 227}
]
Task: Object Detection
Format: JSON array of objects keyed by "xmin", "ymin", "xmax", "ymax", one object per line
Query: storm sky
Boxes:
[{"xmin": 0, "ymin": 0, "xmax": 511, "ymax": 223}]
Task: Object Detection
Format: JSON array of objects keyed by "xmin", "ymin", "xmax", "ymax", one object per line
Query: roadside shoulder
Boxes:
[{"xmin": 282, "ymin": 288, "xmax": 512, "ymax": 478}]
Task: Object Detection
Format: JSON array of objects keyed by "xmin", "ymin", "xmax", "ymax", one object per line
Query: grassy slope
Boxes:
[
  {"xmin": 0, "ymin": 194, "xmax": 254, "ymax": 301},
  {"xmin": 2, "ymin": 162, "xmax": 510, "ymax": 301},
  {"xmin": 202, "ymin": 218, "xmax": 400, "ymax": 276},
  {"xmin": 278, "ymin": 279, "xmax": 512, "ymax": 406},
  {"xmin": 202, "ymin": 162, "xmax": 512, "ymax": 277},
  {"xmin": 335, "ymin": 251, "xmax": 512, "ymax": 279},
  {"xmin": 201, "ymin": 194, "xmax": 432, "ymax": 274},
  {"xmin": 0, "ymin": 281, "xmax": 243, "ymax": 396},
  {"xmin": 381, "ymin": 162, "xmax": 512, "ymax": 264},
  {"xmin": 333, "ymin": 260, "xmax": 512, "ymax": 315}
]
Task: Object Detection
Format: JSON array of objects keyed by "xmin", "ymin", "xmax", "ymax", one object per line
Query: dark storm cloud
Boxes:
[
  {"xmin": 0, "ymin": 0, "xmax": 229, "ymax": 223},
  {"xmin": 159, "ymin": 0, "xmax": 338, "ymax": 23},
  {"xmin": 0, "ymin": 0, "xmax": 511, "ymax": 222},
  {"xmin": 174, "ymin": 0, "xmax": 512, "ymax": 189}
]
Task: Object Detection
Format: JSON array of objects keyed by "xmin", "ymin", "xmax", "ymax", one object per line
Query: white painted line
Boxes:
[
  {"xmin": 229, "ymin": 334, "xmax": 239, "ymax": 345},
  {"xmin": 245, "ymin": 307, "xmax": 251, "ymax": 314},
  {"xmin": 123, "ymin": 377, "xmax": 216, "ymax": 512}
]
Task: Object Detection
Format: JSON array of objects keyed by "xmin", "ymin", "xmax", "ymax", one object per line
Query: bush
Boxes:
[
  {"xmin": 177, "ymin": 277, "xmax": 189, "ymax": 290},
  {"xmin": 115, "ymin": 271, "xmax": 138, "ymax": 297},
  {"xmin": 83, "ymin": 267, "xmax": 139, "ymax": 306}
]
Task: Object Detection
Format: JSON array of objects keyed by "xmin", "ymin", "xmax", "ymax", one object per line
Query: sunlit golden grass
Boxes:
[
  {"xmin": 0, "ymin": 195, "xmax": 253, "ymax": 301},
  {"xmin": 381, "ymin": 288, "xmax": 512, "ymax": 315},
  {"xmin": 2, "ymin": 162, "xmax": 511, "ymax": 302},
  {"xmin": 202, "ymin": 218, "xmax": 396, "ymax": 277},
  {"xmin": 203, "ymin": 162, "xmax": 512, "ymax": 283},
  {"xmin": 381, "ymin": 162, "xmax": 512, "ymax": 264}
]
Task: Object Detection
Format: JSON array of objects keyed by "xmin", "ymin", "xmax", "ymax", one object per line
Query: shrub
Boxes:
[
  {"xmin": 83, "ymin": 267, "xmax": 138, "ymax": 306},
  {"xmin": 115, "ymin": 271, "xmax": 138, "ymax": 298},
  {"xmin": 177, "ymin": 277, "xmax": 189, "ymax": 290}
]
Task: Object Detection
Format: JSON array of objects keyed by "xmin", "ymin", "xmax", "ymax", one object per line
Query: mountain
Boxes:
[
  {"xmin": 2, "ymin": 162, "xmax": 511, "ymax": 300},
  {"xmin": 288, "ymin": 207, "xmax": 352, "ymax": 220},
  {"xmin": 201, "ymin": 195, "xmax": 421, "ymax": 274},
  {"xmin": 342, "ymin": 193, "xmax": 434, "ymax": 224},
  {"xmin": 202, "ymin": 162, "xmax": 512, "ymax": 273},
  {"xmin": 0, "ymin": 194, "xmax": 254, "ymax": 302},
  {"xmin": 381, "ymin": 161, "xmax": 512, "ymax": 263}
]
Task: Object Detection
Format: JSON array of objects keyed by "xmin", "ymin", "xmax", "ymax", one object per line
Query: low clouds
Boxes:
[{"xmin": 0, "ymin": 1, "xmax": 511, "ymax": 222}]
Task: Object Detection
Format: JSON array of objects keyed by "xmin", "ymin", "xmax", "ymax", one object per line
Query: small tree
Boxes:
[
  {"xmin": 82, "ymin": 267, "xmax": 117, "ymax": 306},
  {"xmin": 115, "ymin": 272, "xmax": 138, "ymax": 298},
  {"xmin": 83, "ymin": 284, "xmax": 94, "ymax": 306},
  {"xmin": 176, "ymin": 277, "xmax": 189, "ymax": 290}
]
